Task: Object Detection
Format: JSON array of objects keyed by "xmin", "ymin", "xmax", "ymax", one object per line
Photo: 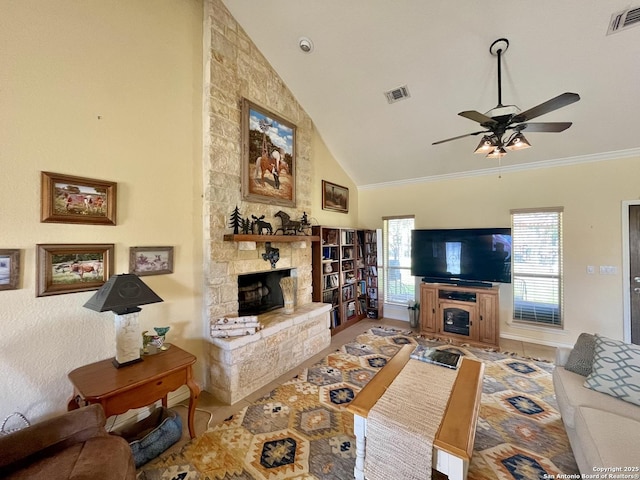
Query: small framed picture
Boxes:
[
  {"xmin": 41, "ymin": 171, "xmax": 117, "ymax": 225},
  {"xmin": 129, "ymin": 246, "xmax": 174, "ymax": 276},
  {"xmin": 322, "ymin": 180, "xmax": 349, "ymax": 213},
  {"xmin": 0, "ymin": 249, "xmax": 20, "ymax": 291},
  {"xmin": 36, "ymin": 244, "xmax": 114, "ymax": 297}
]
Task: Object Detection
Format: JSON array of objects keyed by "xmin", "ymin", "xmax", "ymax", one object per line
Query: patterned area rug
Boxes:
[{"xmin": 136, "ymin": 327, "xmax": 578, "ymax": 479}]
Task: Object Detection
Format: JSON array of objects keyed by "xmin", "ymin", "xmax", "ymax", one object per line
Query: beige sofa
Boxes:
[{"xmin": 553, "ymin": 339, "xmax": 640, "ymax": 473}]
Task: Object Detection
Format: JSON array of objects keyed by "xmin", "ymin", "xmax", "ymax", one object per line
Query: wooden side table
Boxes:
[{"xmin": 67, "ymin": 344, "xmax": 200, "ymax": 438}]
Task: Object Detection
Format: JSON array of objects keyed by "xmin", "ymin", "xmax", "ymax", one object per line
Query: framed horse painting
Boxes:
[
  {"xmin": 322, "ymin": 180, "xmax": 349, "ymax": 213},
  {"xmin": 241, "ymin": 98, "xmax": 296, "ymax": 207},
  {"xmin": 36, "ymin": 243, "xmax": 114, "ymax": 297}
]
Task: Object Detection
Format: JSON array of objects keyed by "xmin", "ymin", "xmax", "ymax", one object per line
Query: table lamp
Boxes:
[{"xmin": 83, "ymin": 273, "xmax": 163, "ymax": 368}]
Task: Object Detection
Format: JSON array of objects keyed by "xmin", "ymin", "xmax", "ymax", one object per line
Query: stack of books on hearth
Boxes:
[{"xmin": 210, "ymin": 315, "xmax": 262, "ymax": 338}]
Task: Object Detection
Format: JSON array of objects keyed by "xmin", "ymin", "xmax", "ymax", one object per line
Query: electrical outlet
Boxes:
[
  {"xmin": 587, "ymin": 265, "xmax": 595, "ymax": 274},
  {"xmin": 599, "ymin": 266, "xmax": 617, "ymax": 275}
]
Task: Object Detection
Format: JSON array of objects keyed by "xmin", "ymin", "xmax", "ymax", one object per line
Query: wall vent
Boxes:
[
  {"xmin": 384, "ymin": 85, "xmax": 410, "ymax": 104},
  {"xmin": 608, "ymin": 6, "xmax": 640, "ymax": 35}
]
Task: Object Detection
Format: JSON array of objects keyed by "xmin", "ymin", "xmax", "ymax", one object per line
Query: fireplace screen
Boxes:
[
  {"xmin": 442, "ymin": 307, "xmax": 470, "ymax": 336},
  {"xmin": 238, "ymin": 269, "xmax": 291, "ymax": 316}
]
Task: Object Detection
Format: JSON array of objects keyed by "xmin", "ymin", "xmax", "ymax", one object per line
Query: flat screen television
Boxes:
[{"xmin": 411, "ymin": 228, "xmax": 512, "ymax": 286}]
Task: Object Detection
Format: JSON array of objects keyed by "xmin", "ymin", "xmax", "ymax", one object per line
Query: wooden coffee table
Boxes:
[
  {"xmin": 68, "ymin": 344, "xmax": 200, "ymax": 438},
  {"xmin": 347, "ymin": 344, "xmax": 484, "ymax": 480}
]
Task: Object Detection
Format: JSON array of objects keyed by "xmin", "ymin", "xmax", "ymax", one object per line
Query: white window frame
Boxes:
[
  {"xmin": 382, "ymin": 216, "xmax": 415, "ymax": 306},
  {"xmin": 511, "ymin": 207, "xmax": 564, "ymax": 328}
]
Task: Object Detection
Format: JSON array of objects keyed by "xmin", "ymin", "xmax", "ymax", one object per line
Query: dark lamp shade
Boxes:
[{"xmin": 83, "ymin": 273, "xmax": 163, "ymax": 315}]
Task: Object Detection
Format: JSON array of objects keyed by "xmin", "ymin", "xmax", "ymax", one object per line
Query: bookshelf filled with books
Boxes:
[
  {"xmin": 312, "ymin": 226, "xmax": 377, "ymax": 334},
  {"xmin": 364, "ymin": 229, "xmax": 383, "ymax": 319}
]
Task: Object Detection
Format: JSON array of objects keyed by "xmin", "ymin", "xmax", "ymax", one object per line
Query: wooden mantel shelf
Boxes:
[{"xmin": 223, "ymin": 234, "xmax": 320, "ymax": 243}]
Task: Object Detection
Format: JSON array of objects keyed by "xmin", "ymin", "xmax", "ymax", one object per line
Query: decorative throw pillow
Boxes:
[
  {"xmin": 564, "ymin": 333, "xmax": 596, "ymax": 376},
  {"xmin": 584, "ymin": 335, "xmax": 640, "ymax": 406}
]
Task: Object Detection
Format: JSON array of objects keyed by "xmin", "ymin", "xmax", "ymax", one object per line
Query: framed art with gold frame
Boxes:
[
  {"xmin": 322, "ymin": 180, "xmax": 349, "ymax": 213},
  {"xmin": 241, "ymin": 98, "xmax": 296, "ymax": 207}
]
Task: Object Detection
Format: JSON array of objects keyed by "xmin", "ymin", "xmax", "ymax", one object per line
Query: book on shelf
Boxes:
[
  {"xmin": 358, "ymin": 297, "xmax": 366, "ymax": 314},
  {"xmin": 324, "ymin": 273, "xmax": 339, "ymax": 289},
  {"xmin": 346, "ymin": 300, "xmax": 356, "ymax": 317},
  {"xmin": 330, "ymin": 308, "xmax": 341, "ymax": 328},
  {"xmin": 410, "ymin": 345, "xmax": 462, "ymax": 370},
  {"xmin": 323, "ymin": 289, "xmax": 339, "ymax": 306},
  {"xmin": 342, "ymin": 284, "xmax": 355, "ymax": 301},
  {"xmin": 341, "ymin": 230, "xmax": 354, "ymax": 245}
]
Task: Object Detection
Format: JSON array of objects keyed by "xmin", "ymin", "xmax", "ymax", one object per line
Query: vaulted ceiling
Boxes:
[{"xmin": 222, "ymin": 1, "xmax": 640, "ymax": 187}]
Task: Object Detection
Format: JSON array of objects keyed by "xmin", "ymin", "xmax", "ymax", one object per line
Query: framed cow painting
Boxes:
[
  {"xmin": 129, "ymin": 246, "xmax": 174, "ymax": 276},
  {"xmin": 40, "ymin": 172, "xmax": 117, "ymax": 225},
  {"xmin": 36, "ymin": 244, "xmax": 114, "ymax": 297}
]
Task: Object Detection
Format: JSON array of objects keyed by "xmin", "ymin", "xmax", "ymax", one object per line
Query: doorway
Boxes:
[{"xmin": 622, "ymin": 201, "xmax": 640, "ymax": 344}]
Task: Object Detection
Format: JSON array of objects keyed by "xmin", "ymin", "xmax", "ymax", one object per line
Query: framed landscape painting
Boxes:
[
  {"xmin": 36, "ymin": 243, "xmax": 113, "ymax": 297},
  {"xmin": 322, "ymin": 180, "xmax": 349, "ymax": 213},
  {"xmin": 241, "ymin": 98, "xmax": 296, "ymax": 207},
  {"xmin": 41, "ymin": 172, "xmax": 117, "ymax": 225},
  {"xmin": 129, "ymin": 246, "xmax": 174, "ymax": 276},
  {"xmin": 0, "ymin": 249, "xmax": 20, "ymax": 291}
]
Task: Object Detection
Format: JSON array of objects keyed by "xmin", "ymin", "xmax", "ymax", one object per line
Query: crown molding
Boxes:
[{"xmin": 358, "ymin": 147, "xmax": 640, "ymax": 191}]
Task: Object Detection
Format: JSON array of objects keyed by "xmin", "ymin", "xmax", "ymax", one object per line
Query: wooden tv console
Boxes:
[{"xmin": 420, "ymin": 282, "xmax": 500, "ymax": 348}]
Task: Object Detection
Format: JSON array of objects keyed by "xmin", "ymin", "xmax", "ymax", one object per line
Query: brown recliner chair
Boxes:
[{"xmin": 0, "ymin": 404, "xmax": 135, "ymax": 479}]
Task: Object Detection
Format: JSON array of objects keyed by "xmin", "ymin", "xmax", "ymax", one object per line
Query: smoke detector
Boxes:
[
  {"xmin": 298, "ymin": 37, "xmax": 314, "ymax": 53},
  {"xmin": 384, "ymin": 85, "xmax": 411, "ymax": 104}
]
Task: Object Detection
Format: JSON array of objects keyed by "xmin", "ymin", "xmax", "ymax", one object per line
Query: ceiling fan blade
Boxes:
[
  {"xmin": 458, "ymin": 110, "xmax": 498, "ymax": 127},
  {"xmin": 432, "ymin": 130, "xmax": 489, "ymax": 145},
  {"xmin": 518, "ymin": 122, "xmax": 573, "ymax": 133},
  {"xmin": 513, "ymin": 92, "xmax": 580, "ymax": 123}
]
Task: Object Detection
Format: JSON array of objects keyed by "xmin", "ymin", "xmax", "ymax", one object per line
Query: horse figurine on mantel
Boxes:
[{"xmin": 274, "ymin": 210, "xmax": 308, "ymax": 235}]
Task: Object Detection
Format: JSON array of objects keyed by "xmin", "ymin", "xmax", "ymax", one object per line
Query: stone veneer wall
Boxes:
[{"xmin": 203, "ymin": 0, "xmax": 317, "ymax": 391}]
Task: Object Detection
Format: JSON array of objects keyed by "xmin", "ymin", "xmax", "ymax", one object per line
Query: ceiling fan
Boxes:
[{"xmin": 433, "ymin": 38, "xmax": 580, "ymax": 158}]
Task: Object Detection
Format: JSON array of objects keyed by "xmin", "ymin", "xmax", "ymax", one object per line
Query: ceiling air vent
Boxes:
[
  {"xmin": 607, "ymin": 6, "xmax": 640, "ymax": 35},
  {"xmin": 384, "ymin": 85, "xmax": 410, "ymax": 104}
]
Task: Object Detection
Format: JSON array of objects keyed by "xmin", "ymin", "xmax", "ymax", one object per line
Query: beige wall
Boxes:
[
  {"xmin": 311, "ymin": 130, "xmax": 360, "ymax": 227},
  {"xmin": 358, "ymin": 155, "xmax": 640, "ymax": 346},
  {"xmin": 0, "ymin": 0, "xmax": 204, "ymax": 421}
]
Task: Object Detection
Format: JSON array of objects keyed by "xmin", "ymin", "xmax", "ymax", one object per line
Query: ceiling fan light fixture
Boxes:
[
  {"xmin": 506, "ymin": 133, "xmax": 532, "ymax": 151},
  {"xmin": 474, "ymin": 135, "xmax": 497, "ymax": 154},
  {"xmin": 486, "ymin": 146, "xmax": 507, "ymax": 159}
]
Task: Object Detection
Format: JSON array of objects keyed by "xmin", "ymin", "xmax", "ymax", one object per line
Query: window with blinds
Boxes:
[
  {"xmin": 383, "ymin": 216, "xmax": 415, "ymax": 306},
  {"xmin": 511, "ymin": 208, "xmax": 563, "ymax": 327}
]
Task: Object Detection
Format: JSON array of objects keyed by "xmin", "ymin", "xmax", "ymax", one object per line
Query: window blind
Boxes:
[{"xmin": 511, "ymin": 208, "xmax": 563, "ymax": 327}]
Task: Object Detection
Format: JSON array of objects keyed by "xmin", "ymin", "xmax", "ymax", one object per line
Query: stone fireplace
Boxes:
[{"xmin": 203, "ymin": 0, "xmax": 330, "ymax": 404}]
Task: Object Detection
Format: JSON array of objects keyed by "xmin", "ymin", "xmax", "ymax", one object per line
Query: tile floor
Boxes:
[{"xmin": 165, "ymin": 317, "xmax": 558, "ymax": 446}]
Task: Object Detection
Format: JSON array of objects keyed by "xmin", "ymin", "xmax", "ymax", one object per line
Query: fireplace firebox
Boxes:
[{"xmin": 238, "ymin": 269, "xmax": 291, "ymax": 316}]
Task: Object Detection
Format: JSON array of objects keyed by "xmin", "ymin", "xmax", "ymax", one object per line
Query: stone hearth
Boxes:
[{"xmin": 207, "ymin": 303, "xmax": 331, "ymax": 404}]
